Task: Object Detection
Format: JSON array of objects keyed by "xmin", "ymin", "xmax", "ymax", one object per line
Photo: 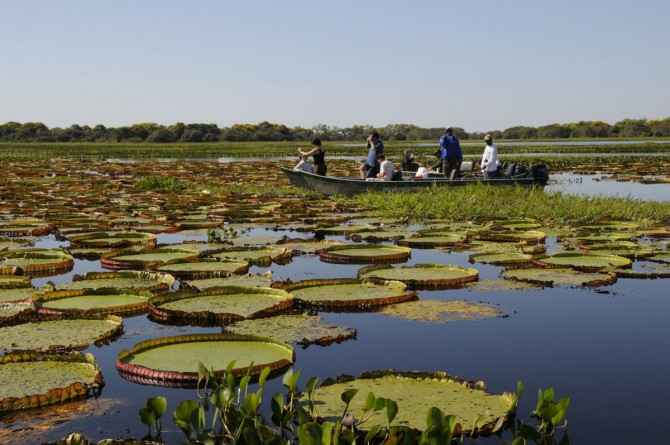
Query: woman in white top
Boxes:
[
  {"xmin": 377, "ymin": 155, "xmax": 394, "ymax": 181},
  {"xmin": 480, "ymin": 134, "xmax": 499, "ymax": 178}
]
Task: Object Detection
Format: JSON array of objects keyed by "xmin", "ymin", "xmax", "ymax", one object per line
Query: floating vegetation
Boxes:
[
  {"xmin": 0, "ymin": 249, "xmax": 74, "ymax": 276},
  {"xmin": 349, "ymin": 229, "xmax": 410, "ymax": 242},
  {"xmin": 476, "ymin": 229, "xmax": 547, "ymax": 244},
  {"xmin": 398, "ymin": 233, "xmax": 468, "ymax": 248},
  {"xmin": 185, "ymin": 273, "xmax": 273, "ymax": 291},
  {"xmin": 503, "ymin": 268, "xmax": 617, "ymax": 287},
  {"xmin": 0, "ymin": 316, "xmax": 123, "ymax": 353},
  {"xmin": 275, "ymin": 238, "xmax": 343, "ymax": 254},
  {"xmin": 100, "ymin": 248, "xmax": 199, "ymax": 270},
  {"xmin": 34, "ymin": 289, "xmax": 151, "ymax": 317},
  {"xmin": 156, "ymin": 259, "xmax": 249, "ymax": 279},
  {"xmin": 307, "ymin": 370, "xmax": 516, "ymax": 433},
  {"xmin": 469, "ymin": 252, "xmax": 534, "ymax": 267},
  {"xmin": 282, "ymin": 279, "xmax": 415, "ymax": 311},
  {"xmin": 0, "ymin": 219, "xmax": 51, "ymax": 237},
  {"xmin": 319, "ymin": 244, "xmax": 411, "ymax": 264},
  {"xmin": 0, "ymin": 352, "xmax": 103, "ymax": 413},
  {"xmin": 535, "ymin": 252, "xmax": 632, "ymax": 272},
  {"xmin": 116, "ymin": 333, "xmax": 293, "ymax": 387},
  {"xmin": 55, "ymin": 271, "xmax": 175, "ymax": 293},
  {"xmin": 226, "ymin": 314, "xmax": 356, "ymax": 347},
  {"xmin": 649, "ymin": 253, "xmax": 670, "ymax": 264},
  {"xmin": 149, "ymin": 286, "xmax": 293, "ymax": 325},
  {"xmin": 0, "ymin": 287, "xmax": 36, "ymax": 303},
  {"xmin": 379, "ymin": 299, "xmax": 503, "ymax": 323},
  {"xmin": 315, "ymin": 224, "xmax": 375, "ymax": 236},
  {"xmin": 466, "ymin": 279, "xmax": 538, "ymax": 292},
  {"xmin": 0, "ymin": 302, "xmax": 34, "ymax": 327},
  {"xmin": 211, "ymin": 247, "xmax": 292, "ymax": 267},
  {"xmin": 0, "ymin": 275, "xmax": 31, "ymax": 289},
  {"xmin": 359, "ymin": 264, "xmax": 479, "ymax": 289},
  {"xmin": 67, "ymin": 231, "xmax": 157, "ymax": 249},
  {"xmin": 615, "ymin": 262, "xmax": 670, "ymax": 279}
]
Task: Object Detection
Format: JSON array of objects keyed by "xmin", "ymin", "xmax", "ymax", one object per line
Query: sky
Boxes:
[{"xmin": 1, "ymin": 0, "xmax": 668, "ymax": 132}]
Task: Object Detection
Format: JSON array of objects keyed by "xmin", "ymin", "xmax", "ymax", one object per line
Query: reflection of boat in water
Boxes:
[{"xmin": 281, "ymin": 165, "xmax": 549, "ymax": 196}]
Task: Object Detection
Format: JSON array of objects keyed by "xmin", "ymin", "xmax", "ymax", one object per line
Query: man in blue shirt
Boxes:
[
  {"xmin": 359, "ymin": 131, "xmax": 385, "ymax": 179},
  {"xmin": 438, "ymin": 127, "xmax": 462, "ymax": 178}
]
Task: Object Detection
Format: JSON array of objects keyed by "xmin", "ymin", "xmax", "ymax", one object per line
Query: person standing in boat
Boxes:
[
  {"xmin": 439, "ymin": 127, "xmax": 462, "ymax": 178},
  {"xmin": 298, "ymin": 138, "xmax": 327, "ymax": 175},
  {"xmin": 359, "ymin": 131, "xmax": 384, "ymax": 179},
  {"xmin": 480, "ymin": 134, "xmax": 499, "ymax": 178}
]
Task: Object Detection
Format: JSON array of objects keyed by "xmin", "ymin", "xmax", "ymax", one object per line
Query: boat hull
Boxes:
[{"xmin": 282, "ymin": 167, "xmax": 548, "ymax": 196}]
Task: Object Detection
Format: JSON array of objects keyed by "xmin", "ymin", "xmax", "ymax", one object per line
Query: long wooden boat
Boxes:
[{"xmin": 282, "ymin": 165, "xmax": 549, "ymax": 196}]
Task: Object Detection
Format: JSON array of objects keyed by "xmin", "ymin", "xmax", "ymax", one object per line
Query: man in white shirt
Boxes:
[{"xmin": 480, "ymin": 134, "xmax": 499, "ymax": 178}]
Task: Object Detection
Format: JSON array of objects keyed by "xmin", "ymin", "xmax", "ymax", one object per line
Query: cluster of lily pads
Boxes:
[{"xmin": 0, "ymin": 159, "xmax": 667, "ymax": 443}]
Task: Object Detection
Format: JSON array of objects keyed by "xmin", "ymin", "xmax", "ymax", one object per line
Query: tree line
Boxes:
[{"xmin": 1, "ymin": 118, "xmax": 669, "ymax": 143}]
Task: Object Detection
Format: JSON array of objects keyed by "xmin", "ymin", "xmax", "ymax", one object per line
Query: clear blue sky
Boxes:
[{"xmin": 1, "ymin": 0, "xmax": 668, "ymax": 131}]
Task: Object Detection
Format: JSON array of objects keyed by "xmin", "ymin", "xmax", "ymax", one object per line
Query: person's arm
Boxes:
[{"xmin": 481, "ymin": 146, "xmax": 490, "ymax": 170}]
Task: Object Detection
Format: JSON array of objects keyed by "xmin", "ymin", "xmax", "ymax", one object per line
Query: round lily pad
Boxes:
[
  {"xmin": 0, "ymin": 302, "xmax": 34, "ymax": 327},
  {"xmin": 466, "ymin": 279, "xmax": 538, "ymax": 292},
  {"xmin": 211, "ymin": 247, "xmax": 292, "ymax": 267},
  {"xmin": 469, "ymin": 252, "xmax": 534, "ymax": 267},
  {"xmin": 648, "ymin": 253, "xmax": 670, "ymax": 264},
  {"xmin": 0, "ymin": 220, "xmax": 51, "ymax": 237},
  {"xmin": 575, "ymin": 233, "xmax": 637, "ymax": 245},
  {"xmin": 275, "ymin": 239, "xmax": 344, "ymax": 255},
  {"xmin": 379, "ymin": 299, "xmax": 502, "ymax": 323},
  {"xmin": 0, "ymin": 249, "xmax": 74, "ymax": 276},
  {"xmin": 0, "ymin": 316, "xmax": 123, "ymax": 353},
  {"xmin": 157, "ymin": 260, "xmax": 249, "ymax": 279},
  {"xmin": 319, "ymin": 244, "xmax": 411, "ymax": 264},
  {"xmin": 307, "ymin": 370, "xmax": 516, "ymax": 434},
  {"xmin": 0, "ymin": 275, "xmax": 31, "ymax": 289},
  {"xmin": 116, "ymin": 333, "xmax": 294, "ymax": 387},
  {"xmin": 101, "ymin": 248, "xmax": 199, "ymax": 270},
  {"xmin": 315, "ymin": 224, "xmax": 375, "ymax": 236},
  {"xmin": 149, "ymin": 286, "xmax": 293, "ymax": 325},
  {"xmin": 0, "ymin": 287, "xmax": 36, "ymax": 303},
  {"xmin": 398, "ymin": 233, "xmax": 468, "ymax": 248},
  {"xmin": 0, "ymin": 352, "xmax": 103, "ymax": 413},
  {"xmin": 67, "ymin": 231, "xmax": 157, "ymax": 249},
  {"xmin": 56, "ymin": 271, "xmax": 175, "ymax": 293},
  {"xmin": 615, "ymin": 262, "xmax": 670, "ymax": 279},
  {"xmin": 359, "ymin": 264, "xmax": 479, "ymax": 289},
  {"xmin": 583, "ymin": 245, "xmax": 656, "ymax": 259},
  {"xmin": 66, "ymin": 247, "xmax": 114, "ymax": 260},
  {"xmin": 349, "ymin": 230, "xmax": 409, "ymax": 242},
  {"xmin": 503, "ymin": 268, "xmax": 617, "ymax": 287},
  {"xmin": 535, "ymin": 252, "xmax": 631, "ymax": 272},
  {"xmin": 476, "ymin": 230, "xmax": 546, "ymax": 243},
  {"xmin": 34, "ymin": 289, "xmax": 151, "ymax": 317},
  {"xmin": 282, "ymin": 279, "xmax": 415, "ymax": 311},
  {"xmin": 226, "ymin": 314, "xmax": 356, "ymax": 347},
  {"xmin": 185, "ymin": 273, "xmax": 273, "ymax": 291}
]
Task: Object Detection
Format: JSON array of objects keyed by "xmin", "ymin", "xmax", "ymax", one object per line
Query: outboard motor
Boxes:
[{"xmin": 531, "ymin": 164, "xmax": 549, "ymax": 185}]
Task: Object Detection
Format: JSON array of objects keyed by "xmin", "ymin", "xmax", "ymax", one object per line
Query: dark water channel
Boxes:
[{"xmin": 2, "ymin": 221, "xmax": 668, "ymax": 444}]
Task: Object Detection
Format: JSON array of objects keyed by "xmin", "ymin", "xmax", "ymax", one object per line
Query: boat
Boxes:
[{"xmin": 282, "ymin": 164, "xmax": 549, "ymax": 196}]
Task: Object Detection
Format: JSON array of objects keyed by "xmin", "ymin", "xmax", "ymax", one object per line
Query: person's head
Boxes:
[
  {"xmin": 311, "ymin": 137, "xmax": 322, "ymax": 147},
  {"xmin": 445, "ymin": 127, "xmax": 453, "ymax": 136},
  {"xmin": 370, "ymin": 131, "xmax": 380, "ymax": 141},
  {"xmin": 404, "ymin": 150, "xmax": 414, "ymax": 161},
  {"xmin": 378, "ymin": 154, "xmax": 386, "ymax": 162},
  {"xmin": 484, "ymin": 134, "xmax": 493, "ymax": 145}
]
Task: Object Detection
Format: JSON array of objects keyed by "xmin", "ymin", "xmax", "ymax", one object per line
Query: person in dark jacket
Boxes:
[
  {"xmin": 438, "ymin": 127, "xmax": 463, "ymax": 178},
  {"xmin": 401, "ymin": 150, "xmax": 420, "ymax": 172},
  {"xmin": 298, "ymin": 138, "xmax": 327, "ymax": 176}
]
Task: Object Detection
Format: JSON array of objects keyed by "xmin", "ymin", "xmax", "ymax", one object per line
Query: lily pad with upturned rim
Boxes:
[
  {"xmin": 34, "ymin": 289, "xmax": 152, "ymax": 317},
  {"xmin": 101, "ymin": 248, "xmax": 199, "ymax": 270},
  {"xmin": 648, "ymin": 253, "xmax": 670, "ymax": 264},
  {"xmin": 0, "ymin": 275, "xmax": 31, "ymax": 289},
  {"xmin": 211, "ymin": 247, "xmax": 292, "ymax": 267},
  {"xmin": 502, "ymin": 268, "xmax": 617, "ymax": 287},
  {"xmin": 306, "ymin": 370, "xmax": 516, "ymax": 434},
  {"xmin": 280, "ymin": 279, "xmax": 415, "ymax": 311},
  {"xmin": 157, "ymin": 259, "xmax": 249, "ymax": 279},
  {"xmin": 116, "ymin": 333, "xmax": 294, "ymax": 387},
  {"xmin": 67, "ymin": 231, "xmax": 157, "ymax": 249},
  {"xmin": 0, "ymin": 249, "xmax": 74, "ymax": 276},
  {"xmin": 358, "ymin": 264, "xmax": 479, "ymax": 289},
  {"xmin": 149, "ymin": 286, "xmax": 293, "ymax": 325},
  {"xmin": 469, "ymin": 252, "xmax": 534, "ymax": 267},
  {"xmin": 0, "ymin": 316, "xmax": 123, "ymax": 353},
  {"xmin": 534, "ymin": 252, "xmax": 631, "ymax": 272},
  {"xmin": 0, "ymin": 351, "xmax": 103, "ymax": 413},
  {"xmin": 55, "ymin": 271, "xmax": 175, "ymax": 293},
  {"xmin": 0, "ymin": 287, "xmax": 36, "ymax": 303},
  {"xmin": 398, "ymin": 233, "xmax": 468, "ymax": 248},
  {"xmin": 185, "ymin": 273, "xmax": 273, "ymax": 291},
  {"xmin": 319, "ymin": 244, "xmax": 411, "ymax": 264},
  {"xmin": 0, "ymin": 302, "xmax": 34, "ymax": 327}
]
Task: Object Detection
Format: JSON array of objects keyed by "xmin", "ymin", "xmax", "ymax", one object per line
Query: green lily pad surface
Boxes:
[
  {"xmin": 467, "ymin": 279, "xmax": 538, "ymax": 292},
  {"xmin": 67, "ymin": 231, "xmax": 156, "ymax": 248},
  {"xmin": 38, "ymin": 292, "xmax": 150, "ymax": 315},
  {"xmin": 0, "ymin": 287, "xmax": 35, "ymax": 303},
  {"xmin": 359, "ymin": 264, "xmax": 479, "ymax": 289},
  {"xmin": 185, "ymin": 273, "xmax": 273, "ymax": 291},
  {"xmin": 285, "ymin": 279, "xmax": 413, "ymax": 310},
  {"xmin": 101, "ymin": 248, "xmax": 198, "ymax": 270},
  {"xmin": 503, "ymin": 268, "xmax": 617, "ymax": 287},
  {"xmin": 0, "ymin": 317, "xmax": 122, "ymax": 352},
  {"xmin": 227, "ymin": 314, "xmax": 356, "ymax": 346},
  {"xmin": 212, "ymin": 247, "xmax": 291, "ymax": 266},
  {"xmin": 0, "ymin": 276, "xmax": 31, "ymax": 289},
  {"xmin": 398, "ymin": 233, "xmax": 467, "ymax": 248},
  {"xmin": 536, "ymin": 252, "xmax": 631, "ymax": 271},
  {"xmin": 649, "ymin": 253, "xmax": 670, "ymax": 264},
  {"xmin": 379, "ymin": 300, "xmax": 502, "ymax": 323},
  {"xmin": 309, "ymin": 372, "xmax": 515, "ymax": 432},
  {"xmin": 56, "ymin": 271, "xmax": 175, "ymax": 292},
  {"xmin": 0, "ymin": 249, "xmax": 74, "ymax": 275},
  {"xmin": 0, "ymin": 302, "xmax": 33, "ymax": 325},
  {"xmin": 276, "ymin": 239, "xmax": 344, "ymax": 254},
  {"xmin": 320, "ymin": 244, "xmax": 411, "ymax": 264},
  {"xmin": 157, "ymin": 260, "xmax": 249, "ymax": 278},
  {"xmin": 469, "ymin": 252, "xmax": 534, "ymax": 266}
]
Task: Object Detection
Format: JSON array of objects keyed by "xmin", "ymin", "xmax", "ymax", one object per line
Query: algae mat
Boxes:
[
  {"xmin": 379, "ymin": 300, "xmax": 502, "ymax": 323},
  {"xmin": 227, "ymin": 314, "xmax": 356, "ymax": 346},
  {"xmin": 310, "ymin": 372, "xmax": 515, "ymax": 432}
]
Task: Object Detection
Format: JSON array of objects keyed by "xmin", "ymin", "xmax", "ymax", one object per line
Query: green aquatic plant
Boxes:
[
  {"xmin": 378, "ymin": 299, "xmax": 503, "ymax": 324},
  {"xmin": 136, "ymin": 175, "xmax": 190, "ymax": 193}
]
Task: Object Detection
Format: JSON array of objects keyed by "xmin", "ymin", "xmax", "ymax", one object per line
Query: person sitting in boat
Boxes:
[
  {"xmin": 359, "ymin": 131, "xmax": 384, "ymax": 179},
  {"xmin": 414, "ymin": 164, "xmax": 429, "ymax": 179},
  {"xmin": 298, "ymin": 137, "xmax": 326, "ymax": 176},
  {"xmin": 402, "ymin": 150, "xmax": 419, "ymax": 172},
  {"xmin": 439, "ymin": 127, "xmax": 463, "ymax": 178},
  {"xmin": 293, "ymin": 154, "xmax": 314, "ymax": 173},
  {"xmin": 480, "ymin": 134, "xmax": 499, "ymax": 178}
]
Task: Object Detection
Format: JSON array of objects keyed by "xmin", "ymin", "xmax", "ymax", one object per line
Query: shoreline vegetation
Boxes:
[{"xmin": 354, "ymin": 185, "xmax": 670, "ymax": 226}]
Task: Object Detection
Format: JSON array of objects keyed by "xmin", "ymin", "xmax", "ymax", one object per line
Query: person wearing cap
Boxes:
[
  {"xmin": 480, "ymin": 134, "xmax": 499, "ymax": 178},
  {"xmin": 438, "ymin": 127, "xmax": 462, "ymax": 178}
]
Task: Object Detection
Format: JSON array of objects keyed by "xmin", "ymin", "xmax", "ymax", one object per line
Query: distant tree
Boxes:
[{"xmin": 146, "ymin": 128, "xmax": 177, "ymax": 143}]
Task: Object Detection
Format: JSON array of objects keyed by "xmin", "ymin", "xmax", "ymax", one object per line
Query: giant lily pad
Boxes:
[
  {"xmin": 0, "ymin": 302, "xmax": 34, "ymax": 327},
  {"xmin": 0, "ymin": 275, "xmax": 31, "ymax": 289},
  {"xmin": 469, "ymin": 252, "xmax": 534, "ymax": 267},
  {"xmin": 307, "ymin": 371, "xmax": 516, "ymax": 434},
  {"xmin": 67, "ymin": 231, "xmax": 157, "ymax": 249},
  {"xmin": 615, "ymin": 262, "xmax": 670, "ymax": 279},
  {"xmin": 185, "ymin": 273, "xmax": 273, "ymax": 291},
  {"xmin": 349, "ymin": 230, "xmax": 410, "ymax": 242},
  {"xmin": 315, "ymin": 224, "xmax": 375, "ymax": 236},
  {"xmin": 157, "ymin": 259, "xmax": 249, "ymax": 279},
  {"xmin": 0, "ymin": 352, "xmax": 103, "ymax": 413},
  {"xmin": 535, "ymin": 252, "xmax": 631, "ymax": 272},
  {"xmin": 149, "ymin": 286, "xmax": 293, "ymax": 325},
  {"xmin": 226, "ymin": 314, "xmax": 356, "ymax": 347},
  {"xmin": 476, "ymin": 230, "xmax": 546, "ymax": 244},
  {"xmin": 275, "ymin": 238, "xmax": 344, "ymax": 255},
  {"xmin": 56, "ymin": 271, "xmax": 175, "ymax": 293},
  {"xmin": 0, "ymin": 287, "xmax": 36, "ymax": 303},
  {"xmin": 319, "ymin": 244, "xmax": 411, "ymax": 264},
  {"xmin": 34, "ymin": 289, "xmax": 151, "ymax": 317},
  {"xmin": 0, "ymin": 316, "xmax": 123, "ymax": 353},
  {"xmin": 282, "ymin": 279, "xmax": 415, "ymax": 311},
  {"xmin": 503, "ymin": 268, "xmax": 617, "ymax": 287},
  {"xmin": 0, "ymin": 249, "xmax": 74, "ymax": 276},
  {"xmin": 379, "ymin": 299, "xmax": 502, "ymax": 323},
  {"xmin": 358, "ymin": 264, "xmax": 479, "ymax": 289},
  {"xmin": 101, "ymin": 248, "xmax": 199, "ymax": 270},
  {"xmin": 648, "ymin": 253, "xmax": 670, "ymax": 264},
  {"xmin": 211, "ymin": 247, "xmax": 292, "ymax": 267},
  {"xmin": 116, "ymin": 333, "xmax": 294, "ymax": 387},
  {"xmin": 398, "ymin": 233, "xmax": 468, "ymax": 248}
]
